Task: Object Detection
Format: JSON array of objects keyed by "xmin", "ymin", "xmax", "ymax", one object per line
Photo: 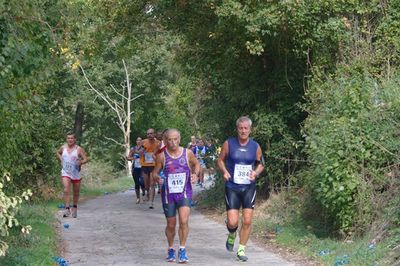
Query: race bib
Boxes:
[
  {"xmin": 63, "ymin": 161, "xmax": 78, "ymax": 174},
  {"xmin": 134, "ymin": 158, "xmax": 141, "ymax": 168},
  {"xmin": 233, "ymin": 164, "xmax": 252, "ymax": 185},
  {"xmin": 144, "ymin": 152, "xmax": 154, "ymax": 163},
  {"xmin": 167, "ymin": 173, "xmax": 186, "ymax": 193}
]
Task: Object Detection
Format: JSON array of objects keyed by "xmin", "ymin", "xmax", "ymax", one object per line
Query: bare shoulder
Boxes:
[
  {"xmin": 186, "ymin": 148, "xmax": 197, "ymax": 162},
  {"xmin": 77, "ymin": 145, "xmax": 87, "ymax": 154},
  {"xmin": 186, "ymin": 147, "xmax": 194, "ymax": 156},
  {"xmin": 221, "ymin": 140, "xmax": 229, "ymax": 152},
  {"xmin": 58, "ymin": 144, "xmax": 66, "ymax": 152}
]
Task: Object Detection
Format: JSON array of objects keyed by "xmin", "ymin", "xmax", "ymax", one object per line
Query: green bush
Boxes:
[
  {"xmin": 197, "ymin": 173, "xmax": 226, "ymax": 211},
  {"xmin": 80, "ymin": 159, "xmax": 122, "ymax": 189},
  {"xmin": 303, "ymin": 68, "xmax": 400, "ymax": 233},
  {"xmin": 0, "ymin": 173, "xmax": 32, "ymax": 257}
]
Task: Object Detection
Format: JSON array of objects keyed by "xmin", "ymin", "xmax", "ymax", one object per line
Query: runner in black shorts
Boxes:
[
  {"xmin": 217, "ymin": 116, "xmax": 264, "ymax": 262},
  {"xmin": 139, "ymin": 128, "xmax": 160, "ymax": 209},
  {"xmin": 224, "ymin": 184, "xmax": 256, "ymax": 210},
  {"xmin": 127, "ymin": 137, "xmax": 145, "ymax": 203}
]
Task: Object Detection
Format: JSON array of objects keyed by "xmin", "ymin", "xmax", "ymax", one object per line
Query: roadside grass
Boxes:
[
  {"xmin": 0, "ymin": 202, "xmax": 58, "ymax": 265},
  {"xmin": 253, "ymin": 215, "xmax": 387, "ymax": 266},
  {"xmin": 198, "ymin": 183, "xmax": 397, "ymax": 266},
  {"xmin": 80, "ymin": 175, "xmax": 133, "ymax": 198},
  {"xmin": 0, "ymin": 171, "xmax": 132, "ymax": 265}
]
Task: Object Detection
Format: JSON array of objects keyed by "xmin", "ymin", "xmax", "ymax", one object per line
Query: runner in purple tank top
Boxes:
[{"xmin": 153, "ymin": 128, "xmax": 200, "ymax": 263}]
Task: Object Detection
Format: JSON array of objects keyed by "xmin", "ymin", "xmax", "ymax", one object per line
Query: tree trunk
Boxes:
[{"xmin": 74, "ymin": 102, "xmax": 84, "ymax": 143}]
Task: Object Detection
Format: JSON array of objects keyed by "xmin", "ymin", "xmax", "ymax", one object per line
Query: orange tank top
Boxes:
[{"xmin": 140, "ymin": 139, "xmax": 160, "ymax": 166}]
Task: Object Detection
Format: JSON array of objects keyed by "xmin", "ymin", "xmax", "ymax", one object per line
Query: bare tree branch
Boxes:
[
  {"xmin": 104, "ymin": 136, "xmax": 124, "ymax": 146},
  {"xmin": 80, "ymin": 61, "xmax": 142, "ymax": 174},
  {"xmin": 110, "ymin": 84, "xmax": 128, "ymax": 100}
]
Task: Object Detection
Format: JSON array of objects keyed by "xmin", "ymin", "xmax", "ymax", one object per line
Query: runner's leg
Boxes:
[
  {"xmin": 62, "ymin": 177, "xmax": 71, "ymax": 208},
  {"xmin": 143, "ymin": 171, "xmax": 150, "ymax": 201},
  {"xmin": 239, "ymin": 208, "xmax": 253, "ymax": 245},
  {"xmin": 225, "ymin": 187, "xmax": 240, "ymax": 251},
  {"xmin": 71, "ymin": 181, "xmax": 81, "ymax": 218},
  {"xmin": 133, "ymin": 168, "xmax": 141, "ymax": 203},
  {"xmin": 177, "ymin": 206, "xmax": 190, "ymax": 247},
  {"xmin": 62, "ymin": 177, "xmax": 71, "ymax": 217},
  {"xmin": 177, "ymin": 205, "xmax": 190, "ymax": 263},
  {"xmin": 227, "ymin": 209, "xmax": 240, "ymax": 230},
  {"xmin": 165, "ymin": 216, "xmax": 177, "ymax": 247},
  {"xmin": 149, "ymin": 172, "xmax": 155, "ymax": 208},
  {"xmin": 199, "ymin": 167, "xmax": 204, "ymax": 186},
  {"xmin": 72, "ymin": 182, "xmax": 80, "ymax": 206}
]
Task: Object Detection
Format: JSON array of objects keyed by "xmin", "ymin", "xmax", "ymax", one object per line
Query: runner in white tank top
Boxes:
[
  {"xmin": 57, "ymin": 133, "xmax": 88, "ymax": 218},
  {"xmin": 61, "ymin": 145, "xmax": 81, "ymax": 180}
]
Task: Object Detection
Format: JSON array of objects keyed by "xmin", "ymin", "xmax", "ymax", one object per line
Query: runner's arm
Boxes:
[
  {"xmin": 56, "ymin": 146, "xmax": 63, "ymax": 162},
  {"xmin": 250, "ymin": 145, "xmax": 265, "ymax": 181},
  {"xmin": 152, "ymin": 141, "xmax": 161, "ymax": 160},
  {"xmin": 217, "ymin": 140, "xmax": 230, "ymax": 181},
  {"xmin": 137, "ymin": 141, "xmax": 145, "ymax": 154},
  {"xmin": 152, "ymin": 152, "xmax": 164, "ymax": 184},
  {"xmin": 78, "ymin": 147, "xmax": 89, "ymax": 166},
  {"xmin": 187, "ymin": 149, "xmax": 200, "ymax": 183},
  {"xmin": 127, "ymin": 149, "xmax": 134, "ymax": 161}
]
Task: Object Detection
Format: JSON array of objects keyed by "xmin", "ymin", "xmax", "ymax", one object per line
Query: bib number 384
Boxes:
[
  {"xmin": 233, "ymin": 164, "xmax": 252, "ymax": 185},
  {"xmin": 168, "ymin": 173, "xmax": 186, "ymax": 193}
]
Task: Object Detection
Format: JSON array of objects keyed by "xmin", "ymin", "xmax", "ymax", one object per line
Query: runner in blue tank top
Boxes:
[
  {"xmin": 153, "ymin": 128, "xmax": 200, "ymax": 263},
  {"xmin": 217, "ymin": 116, "xmax": 265, "ymax": 262}
]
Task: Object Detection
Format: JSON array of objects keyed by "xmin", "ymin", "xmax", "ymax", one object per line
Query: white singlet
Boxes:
[{"xmin": 61, "ymin": 145, "xmax": 81, "ymax": 180}]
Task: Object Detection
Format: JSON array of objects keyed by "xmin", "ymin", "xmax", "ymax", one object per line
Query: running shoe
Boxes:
[
  {"xmin": 149, "ymin": 203, "xmax": 154, "ymax": 209},
  {"xmin": 71, "ymin": 208, "xmax": 77, "ymax": 218},
  {"xmin": 178, "ymin": 248, "xmax": 189, "ymax": 263},
  {"xmin": 237, "ymin": 248, "xmax": 248, "ymax": 262},
  {"xmin": 226, "ymin": 232, "xmax": 236, "ymax": 251},
  {"xmin": 166, "ymin": 248, "xmax": 176, "ymax": 262},
  {"xmin": 136, "ymin": 198, "xmax": 140, "ymax": 204},
  {"xmin": 62, "ymin": 208, "xmax": 70, "ymax": 218}
]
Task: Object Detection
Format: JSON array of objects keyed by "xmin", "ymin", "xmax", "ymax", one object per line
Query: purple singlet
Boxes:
[{"xmin": 161, "ymin": 148, "xmax": 192, "ymax": 204}]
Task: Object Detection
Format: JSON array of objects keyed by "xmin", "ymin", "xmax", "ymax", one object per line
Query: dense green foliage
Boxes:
[{"xmin": 305, "ymin": 70, "xmax": 400, "ymax": 232}]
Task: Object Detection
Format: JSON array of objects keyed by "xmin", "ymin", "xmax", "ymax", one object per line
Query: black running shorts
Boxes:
[
  {"xmin": 163, "ymin": 198, "xmax": 192, "ymax": 218},
  {"xmin": 225, "ymin": 185, "xmax": 256, "ymax": 210},
  {"xmin": 142, "ymin": 166, "xmax": 154, "ymax": 175}
]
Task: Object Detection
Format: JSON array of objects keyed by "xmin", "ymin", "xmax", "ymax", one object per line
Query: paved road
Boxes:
[{"xmin": 60, "ymin": 187, "xmax": 295, "ymax": 265}]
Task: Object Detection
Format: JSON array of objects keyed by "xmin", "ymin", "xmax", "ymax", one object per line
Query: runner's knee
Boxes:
[
  {"xmin": 227, "ymin": 225, "xmax": 238, "ymax": 233},
  {"xmin": 166, "ymin": 218, "xmax": 176, "ymax": 229},
  {"xmin": 242, "ymin": 218, "xmax": 252, "ymax": 228}
]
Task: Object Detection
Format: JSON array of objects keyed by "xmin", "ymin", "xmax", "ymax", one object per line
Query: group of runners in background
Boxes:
[{"xmin": 57, "ymin": 116, "xmax": 264, "ymax": 263}]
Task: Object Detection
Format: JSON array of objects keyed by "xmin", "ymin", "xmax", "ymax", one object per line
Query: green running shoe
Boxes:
[
  {"xmin": 237, "ymin": 248, "xmax": 248, "ymax": 262},
  {"xmin": 225, "ymin": 232, "xmax": 236, "ymax": 251}
]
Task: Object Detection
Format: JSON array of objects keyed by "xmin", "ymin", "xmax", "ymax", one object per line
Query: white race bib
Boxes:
[
  {"xmin": 134, "ymin": 158, "xmax": 141, "ymax": 168},
  {"xmin": 63, "ymin": 161, "xmax": 76, "ymax": 174},
  {"xmin": 233, "ymin": 164, "xmax": 252, "ymax": 184},
  {"xmin": 144, "ymin": 152, "xmax": 154, "ymax": 163},
  {"xmin": 167, "ymin": 173, "xmax": 186, "ymax": 193}
]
